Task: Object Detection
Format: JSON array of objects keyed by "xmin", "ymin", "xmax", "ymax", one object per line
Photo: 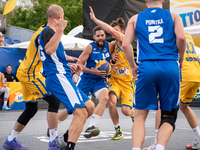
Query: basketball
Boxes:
[{"xmin": 95, "ymin": 60, "xmax": 111, "ymax": 75}]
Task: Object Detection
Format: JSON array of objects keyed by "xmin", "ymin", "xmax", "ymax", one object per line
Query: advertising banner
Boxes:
[
  {"xmin": 0, "ymin": 82, "xmax": 25, "ymax": 110},
  {"xmin": 170, "ymin": 0, "xmax": 200, "ymax": 27}
]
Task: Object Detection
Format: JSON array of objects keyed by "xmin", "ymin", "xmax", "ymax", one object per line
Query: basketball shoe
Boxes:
[
  {"xmin": 83, "ymin": 126, "xmax": 100, "ymax": 138},
  {"xmin": 185, "ymin": 140, "xmax": 200, "ymax": 149},
  {"xmin": 111, "ymin": 126, "xmax": 124, "ymax": 140},
  {"xmin": 2, "ymin": 138, "xmax": 28, "ymax": 150}
]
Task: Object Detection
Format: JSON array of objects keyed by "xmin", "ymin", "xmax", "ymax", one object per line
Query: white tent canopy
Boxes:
[
  {"xmin": 9, "ymin": 35, "xmax": 92, "ymax": 51},
  {"xmin": 184, "ymin": 25, "xmax": 200, "ymax": 38}
]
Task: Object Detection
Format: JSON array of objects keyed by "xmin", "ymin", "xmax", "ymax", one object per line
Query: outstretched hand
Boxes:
[
  {"xmin": 66, "ymin": 55, "xmax": 80, "ymax": 62},
  {"xmin": 89, "ymin": 6, "xmax": 96, "ymax": 21}
]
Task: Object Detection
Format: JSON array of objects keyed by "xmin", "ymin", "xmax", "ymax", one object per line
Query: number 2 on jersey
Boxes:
[{"xmin": 148, "ymin": 26, "xmax": 164, "ymax": 43}]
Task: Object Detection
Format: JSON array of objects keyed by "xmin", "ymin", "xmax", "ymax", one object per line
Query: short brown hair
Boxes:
[
  {"xmin": 93, "ymin": 26, "xmax": 104, "ymax": 35},
  {"xmin": 110, "ymin": 17, "xmax": 126, "ymax": 31}
]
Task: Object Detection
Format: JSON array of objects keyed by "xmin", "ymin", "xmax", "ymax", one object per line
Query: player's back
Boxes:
[
  {"xmin": 181, "ymin": 32, "xmax": 200, "ymax": 82},
  {"xmin": 18, "ymin": 25, "xmax": 44, "ymax": 81},
  {"xmin": 136, "ymin": 7, "xmax": 178, "ymax": 62}
]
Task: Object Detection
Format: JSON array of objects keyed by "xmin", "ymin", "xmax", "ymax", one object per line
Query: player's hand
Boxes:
[
  {"xmin": 54, "ymin": 18, "xmax": 68, "ymax": 31},
  {"xmin": 131, "ymin": 66, "xmax": 138, "ymax": 81},
  {"xmin": 75, "ymin": 64, "xmax": 82, "ymax": 76},
  {"xmin": 109, "ymin": 59, "xmax": 117, "ymax": 72},
  {"xmin": 93, "ymin": 67, "xmax": 106, "ymax": 76},
  {"xmin": 111, "ymin": 53, "xmax": 120, "ymax": 64},
  {"xmin": 69, "ymin": 64, "xmax": 82, "ymax": 76},
  {"xmin": 89, "ymin": 6, "xmax": 96, "ymax": 21},
  {"xmin": 66, "ymin": 55, "xmax": 80, "ymax": 62}
]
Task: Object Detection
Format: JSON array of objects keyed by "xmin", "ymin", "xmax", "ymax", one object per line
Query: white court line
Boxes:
[{"xmin": 36, "ymin": 131, "xmax": 155, "ymax": 143}]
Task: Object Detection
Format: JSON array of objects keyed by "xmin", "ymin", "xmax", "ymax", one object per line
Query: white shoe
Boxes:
[
  {"xmin": 186, "ymin": 140, "xmax": 200, "ymax": 149},
  {"xmin": 2, "ymin": 106, "xmax": 11, "ymax": 111},
  {"xmin": 143, "ymin": 143, "xmax": 156, "ymax": 150}
]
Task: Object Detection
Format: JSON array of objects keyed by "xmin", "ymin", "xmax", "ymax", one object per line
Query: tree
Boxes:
[{"xmin": 8, "ymin": 0, "xmax": 83, "ymax": 34}]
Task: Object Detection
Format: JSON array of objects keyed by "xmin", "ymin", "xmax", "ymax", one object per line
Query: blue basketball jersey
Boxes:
[
  {"xmin": 136, "ymin": 8, "xmax": 178, "ymax": 62},
  {"xmin": 39, "ymin": 26, "xmax": 71, "ymax": 77},
  {"xmin": 80, "ymin": 41, "xmax": 111, "ymax": 79}
]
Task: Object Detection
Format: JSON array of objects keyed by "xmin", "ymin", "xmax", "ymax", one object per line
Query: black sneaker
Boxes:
[{"xmin": 83, "ymin": 126, "xmax": 100, "ymax": 138}]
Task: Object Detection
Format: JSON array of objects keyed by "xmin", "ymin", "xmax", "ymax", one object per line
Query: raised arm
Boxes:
[
  {"xmin": 122, "ymin": 15, "xmax": 138, "ymax": 80},
  {"xmin": 172, "ymin": 13, "xmax": 186, "ymax": 69},
  {"xmin": 89, "ymin": 6, "xmax": 124, "ymax": 42},
  {"xmin": 45, "ymin": 19, "xmax": 68, "ymax": 55}
]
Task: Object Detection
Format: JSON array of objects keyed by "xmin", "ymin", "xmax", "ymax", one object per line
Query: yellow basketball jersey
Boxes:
[
  {"xmin": 181, "ymin": 32, "xmax": 200, "ymax": 82},
  {"xmin": 111, "ymin": 41, "xmax": 133, "ymax": 81},
  {"xmin": 18, "ymin": 25, "xmax": 45, "ymax": 81}
]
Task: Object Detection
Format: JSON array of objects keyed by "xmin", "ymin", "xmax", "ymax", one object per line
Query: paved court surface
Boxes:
[{"xmin": 0, "ymin": 107, "xmax": 200, "ymax": 150}]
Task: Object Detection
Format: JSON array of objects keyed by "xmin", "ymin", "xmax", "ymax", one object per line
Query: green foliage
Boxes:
[{"xmin": 8, "ymin": 0, "xmax": 83, "ymax": 34}]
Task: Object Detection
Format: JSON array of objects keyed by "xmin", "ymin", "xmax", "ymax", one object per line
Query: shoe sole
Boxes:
[
  {"xmin": 83, "ymin": 128, "xmax": 100, "ymax": 138},
  {"xmin": 3, "ymin": 143, "xmax": 28, "ymax": 150},
  {"xmin": 111, "ymin": 135, "xmax": 124, "ymax": 140}
]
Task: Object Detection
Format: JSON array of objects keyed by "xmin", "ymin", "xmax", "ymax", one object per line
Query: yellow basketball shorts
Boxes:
[
  {"xmin": 16, "ymin": 69, "xmax": 51, "ymax": 102},
  {"xmin": 109, "ymin": 78, "xmax": 135, "ymax": 108},
  {"xmin": 180, "ymin": 81, "xmax": 200, "ymax": 104}
]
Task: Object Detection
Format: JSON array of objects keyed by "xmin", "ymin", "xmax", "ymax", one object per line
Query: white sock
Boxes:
[
  {"xmin": 3, "ymin": 101, "xmax": 8, "ymax": 107},
  {"xmin": 156, "ymin": 144, "xmax": 165, "ymax": 150},
  {"xmin": 114, "ymin": 124, "xmax": 120, "ymax": 129},
  {"xmin": 155, "ymin": 129, "xmax": 158, "ymax": 144},
  {"xmin": 132, "ymin": 148, "xmax": 141, "ymax": 150},
  {"xmin": 193, "ymin": 126, "xmax": 200, "ymax": 141},
  {"xmin": 88, "ymin": 114, "xmax": 101, "ymax": 127},
  {"xmin": 8, "ymin": 129, "xmax": 19, "ymax": 141},
  {"xmin": 58, "ymin": 120, "xmax": 62, "ymax": 124},
  {"xmin": 49, "ymin": 129, "xmax": 58, "ymax": 142}
]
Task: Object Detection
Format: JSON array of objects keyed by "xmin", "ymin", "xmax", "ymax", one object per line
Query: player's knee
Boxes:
[
  {"xmin": 160, "ymin": 108, "xmax": 178, "ymax": 131},
  {"xmin": 179, "ymin": 102, "xmax": 189, "ymax": 113},
  {"xmin": 85, "ymin": 100, "xmax": 95, "ymax": 117},
  {"xmin": 99, "ymin": 95, "xmax": 109, "ymax": 105},
  {"xmin": 44, "ymin": 95, "xmax": 60, "ymax": 113},
  {"xmin": 17, "ymin": 103, "xmax": 38, "ymax": 125},
  {"xmin": 75, "ymin": 107, "xmax": 87, "ymax": 122},
  {"xmin": 121, "ymin": 106, "xmax": 131, "ymax": 116},
  {"xmin": 108, "ymin": 100, "xmax": 115, "ymax": 109}
]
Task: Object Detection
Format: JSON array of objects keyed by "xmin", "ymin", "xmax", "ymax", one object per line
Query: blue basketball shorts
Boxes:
[
  {"xmin": 76, "ymin": 77, "xmax": 108, "ymax": 97},
  {"xmin": 134, "ymin": 60, "xmax": 180, "ymax": 111},
  {"xmin": 45, "ymin": 74, "xmax": 89, "ymax": 114}
]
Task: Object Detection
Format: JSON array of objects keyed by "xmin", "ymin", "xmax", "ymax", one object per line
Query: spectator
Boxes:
[
  {"xmin": 0, "ymin": 32, "xmax": 4, "ymax": 46},
  {"xmin": 0, "ymin": 71, "xmax": 10, "ymax": 111},
  {"xmin": 4, "ymin": 65, "xmax": 17, "ymax": 82}
]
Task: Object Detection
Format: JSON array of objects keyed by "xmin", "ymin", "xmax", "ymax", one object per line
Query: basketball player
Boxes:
[
  {"xmin": 143, "ymin": 32, "xmax": 200, "ymax": 150},
  {"xmin": 76, "ymin": 26, "xmax": 113, "ymax": 138},
  {"xmin": 2, "ymin": 24, "xmax": 65, "ymax": 150},
  {"xmin": 89, "ymin": 6, "xmax": 135, "ymax": 140},
  {"xmin": 122, "ymin": 0, "xmax": 186, "ymax": 150},
  {"xmin": 39, "ymin": 4, "xmax": 92, "ymax": 150}
]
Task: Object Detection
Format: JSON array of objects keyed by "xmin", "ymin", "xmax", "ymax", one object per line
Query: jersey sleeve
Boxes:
[{"xmin": 42, "ymin": 28, "xmax": 55, "ymax": 46}]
